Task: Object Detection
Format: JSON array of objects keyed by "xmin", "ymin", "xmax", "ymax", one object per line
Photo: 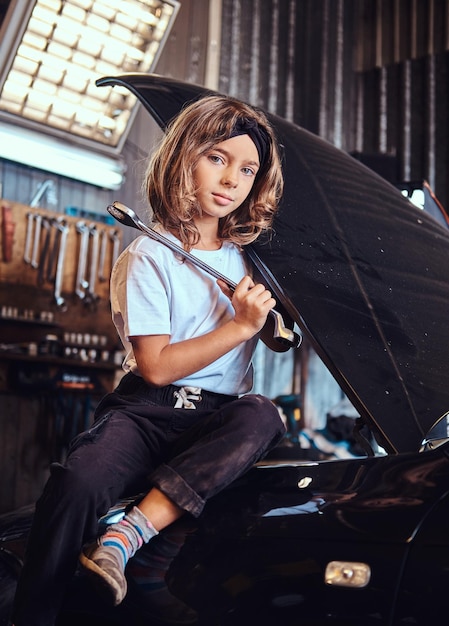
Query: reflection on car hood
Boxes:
[{"xmin": 97, "ymin": 73, "xmax": 449, "ymax": 455}]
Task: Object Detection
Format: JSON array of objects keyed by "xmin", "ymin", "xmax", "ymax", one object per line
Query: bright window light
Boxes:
[
  {"xmin": 0, "ymin": 0, "xmax": 180, "ymax": 153},
  {"xmin": 0, "ymin": 121, "xmax": 125, "ymax": 189}
]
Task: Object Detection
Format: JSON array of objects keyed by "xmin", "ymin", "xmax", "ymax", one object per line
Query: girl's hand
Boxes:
[
  {"xmin": 133, "ymin": 277, "xmax": 276, "ymax": 388},
  {"xmin": 217, "ymin": 276, "xmax": 276, "ymax": 339}
]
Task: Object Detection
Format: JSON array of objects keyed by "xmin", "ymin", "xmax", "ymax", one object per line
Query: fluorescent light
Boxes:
[
  {"xmin": 0, "ymin": 0, "xmax": 180, "ymax": 153},
  {"xmin": 0, "ymin": 121, "xmax": 125, "ymax": 189}
]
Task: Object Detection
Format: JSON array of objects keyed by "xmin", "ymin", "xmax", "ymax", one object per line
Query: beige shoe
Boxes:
[{"xmin": 80, "ymin": 542, "xmax": 127, "ymax": 606}]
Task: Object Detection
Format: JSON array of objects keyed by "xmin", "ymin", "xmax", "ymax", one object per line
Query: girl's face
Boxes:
[{"xmin": 193, "ymin": 134, "xmax": 260, "ymax": 222}]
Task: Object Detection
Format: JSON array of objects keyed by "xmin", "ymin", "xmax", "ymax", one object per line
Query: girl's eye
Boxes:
[
  {"xmin": 242, "ymin": 166, "xmax": 256, "ymax": 177},
  {"xmin": 209, "ymin": 154, "xmax": 224, "ymax": 165}
]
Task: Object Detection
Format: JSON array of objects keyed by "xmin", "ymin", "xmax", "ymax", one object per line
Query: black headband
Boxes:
[{"xmin": 229, "ymin": 117, "xmax": 269, "ymax": 167}]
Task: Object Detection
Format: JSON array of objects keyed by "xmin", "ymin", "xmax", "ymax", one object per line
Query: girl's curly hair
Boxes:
[{"xmin": 143, "ymin": 94, "xmax": 284, "ymax": 249}]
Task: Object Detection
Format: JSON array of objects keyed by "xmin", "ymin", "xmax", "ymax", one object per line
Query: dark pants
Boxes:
[{"xmin": 12, "ymin": 373, "xmax": 285, "ymax": 626}]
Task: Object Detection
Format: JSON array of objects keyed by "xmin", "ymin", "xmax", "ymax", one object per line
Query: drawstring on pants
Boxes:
[{"xmin": 173, "ymin": 386, "xmax": 202, "ymax": 409}]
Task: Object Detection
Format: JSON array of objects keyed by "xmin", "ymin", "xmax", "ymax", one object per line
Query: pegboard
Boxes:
[{"xmin": 0, "ymin": 199, "xmax": 122, "ymax": 304}]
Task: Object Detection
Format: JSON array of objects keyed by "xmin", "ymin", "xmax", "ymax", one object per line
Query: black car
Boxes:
[{"xmin": 2, "ymin": 74, "xmax": 449, "ymax": 626}]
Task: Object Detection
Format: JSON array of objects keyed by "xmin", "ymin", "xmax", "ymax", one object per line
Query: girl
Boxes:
[{"xmin": 12, "ymin": 94, "xmax": 286, "ymax": 625}]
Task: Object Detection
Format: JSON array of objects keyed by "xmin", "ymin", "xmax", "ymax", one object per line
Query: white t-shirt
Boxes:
[{"xmin": 110, "ymin": 230, "xmax": 258, "ymax": 395}]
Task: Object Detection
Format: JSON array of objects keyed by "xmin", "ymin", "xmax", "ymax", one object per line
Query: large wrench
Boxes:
[
  {"xmin": 75, "ymin": 221, "xmax": 89, "ymax": 299},
  {"xmin": 107, "ymin": 201, "xmax": 301, "ymax": 350}
]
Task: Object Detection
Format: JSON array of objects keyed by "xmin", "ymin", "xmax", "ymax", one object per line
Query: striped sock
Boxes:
[{"xmin": 99, "ymin": 506, "xmax": 158, "ymax": 569}]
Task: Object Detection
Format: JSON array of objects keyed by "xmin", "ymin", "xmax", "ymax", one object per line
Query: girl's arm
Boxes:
[{"xmin": 131, "ymin": 276, "xmax": 275, "ymax": 387}]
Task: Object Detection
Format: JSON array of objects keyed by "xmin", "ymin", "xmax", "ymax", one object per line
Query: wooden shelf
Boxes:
[
  {"xmin": 0, "ymin": 316, "xmax": 60, "ymax": 328},
  {"xmin": 0, "ymin": 351, "xmax": 120, "ymax": 371}
]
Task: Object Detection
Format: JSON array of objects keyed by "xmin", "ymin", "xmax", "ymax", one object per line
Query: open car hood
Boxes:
[{"xmin": 97, "ymin": 73, "xmax": 449, "ymax": 454}]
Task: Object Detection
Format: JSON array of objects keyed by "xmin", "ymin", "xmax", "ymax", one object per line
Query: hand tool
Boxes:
[
  {"xmin": 37, "ymin": 217, "xmax": 52, "ymax": 286},
  {"xmin": 24, "ymin": 212, "xmax": 34, "ymax": 264},
  {"xmin": 97, "ymin": 229, "xmax": 108, "ymax": 282},
  {"xmin": 110, "ymin": 228, "xmax": 120, "ymax": 267},
  {"xmin": 45, "ymin": 218, "xmax": 64, "ymax": 283},
  {"xmin": 84, "ymin": 224, "xmax": 100, "ymax": 308},
  {"xmin": 75, "ymin": 221, "xmax": 89, "ymax": 299},
  {"xmin": 30, "ymin": 213, "xmax": 42, "ymax": 268},
  {"xmin": 53, "ymin": 219, "xmax": 69, "ymax": 309},
  {"xmin": 107, "ymin": 201, "xmax": 301, "ymax": 349}
]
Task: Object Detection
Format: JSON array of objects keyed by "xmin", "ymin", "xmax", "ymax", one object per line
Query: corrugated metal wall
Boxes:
[
  {"xmin": 219, "ymin": 0, "xmax": 358, "ymax": 138},
  {"xmin": 219, "ymin": 0, "xmax": 449, "ymax": 209},
  {"xmin": 0, "ymin": 160, "xmax": 114, "ymax": 215},
  {"xmin": 354, "ymin": 0, "xmax": 449, "ymax": 201}
]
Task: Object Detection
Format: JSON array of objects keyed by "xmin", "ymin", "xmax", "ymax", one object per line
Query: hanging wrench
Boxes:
[
  {"xmin": 53, "ymin": 220, "xmax": 69, "ymax": 310},
  {"xmin": 37, "ymin": 217, "xmax": 52, "ymax": 286},
  {"xmin": 30, "ymin": 213, "xmax": 42, "ymax": 268},
  {"xmin": 85, "ymin": 223, "xmax": 100, "ymax": 305},
  {"xmin": 75, "ymin": 221, "xmax": 89, "ymax": 299},
  {"xmin": 110, "ymin": 228, "xmax": 120, "ymax": 267},
  {"xmin": 97, "ymin": 229, "xmax": 108, "ymax": 282},
  {"xmin": 24, "ymin": 212, "xmax": 35, "ymax": 264},
  {"xmin": 46, "ymin": 217, "xmax": 64, "ymax": 283}
]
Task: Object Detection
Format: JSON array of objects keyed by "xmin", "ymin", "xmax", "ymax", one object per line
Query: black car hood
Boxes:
[{"xmin": 97, "ymin": 73, "xmax": 449, "ymax": 454}]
